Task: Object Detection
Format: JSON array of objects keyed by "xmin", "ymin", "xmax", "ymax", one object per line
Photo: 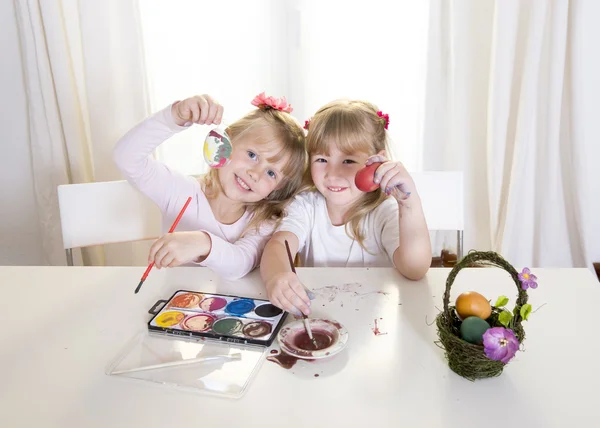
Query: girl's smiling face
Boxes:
[
  {"xmin": 310, "ymin": 143, "xmax": 371, "ymax": 214},
  {"xmin": 217, "ymin": 128, "xmax": 289, "ymax": 203}
]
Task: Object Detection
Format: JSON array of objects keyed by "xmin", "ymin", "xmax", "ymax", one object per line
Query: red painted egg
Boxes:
[{"xmin": 354, "ymin": 162, "xmax": 382, "ymax": 192}]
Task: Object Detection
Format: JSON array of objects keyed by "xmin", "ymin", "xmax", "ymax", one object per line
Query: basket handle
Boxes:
[{"xmin": 442, "ymin": 251, "xmax": 529, "ymax": 327}]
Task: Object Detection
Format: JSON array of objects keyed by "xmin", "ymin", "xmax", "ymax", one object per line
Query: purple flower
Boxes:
[
  {"xmin": 518, "ymin": 267, "xmax": 538, "ymax": 290},
  {"xmin": 482, "ymin": 327, "xmax": 519, "ymax": 363}
]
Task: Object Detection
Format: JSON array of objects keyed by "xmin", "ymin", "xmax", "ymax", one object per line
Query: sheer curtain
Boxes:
[
  {"xmin": 423, "ymin": 0, "xmax": 598, "ymax": 269},
  {"xmin": 15, "ymin": 0, "xmax": 150, "ymax": 265},
  {"xmin": 139, "ymin": 0, "xmax": 430, "ymax": 174},
  {"xmin": 138, "ymin": 0, "xmax": 292, "ymax": 175}
]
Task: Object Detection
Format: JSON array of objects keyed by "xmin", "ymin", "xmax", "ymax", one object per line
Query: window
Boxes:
[{"xmin": 139, "ymin": 0, "xmax": 429, "ymax": 174}]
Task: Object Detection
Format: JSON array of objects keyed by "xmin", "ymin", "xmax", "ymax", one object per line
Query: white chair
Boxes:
[
  {"xmin": 411, "ymin": 171, "xmax": 464, "ymax": 259},
  {"xmin": 57, "ymin": 180, "xmax": 162, "ymax": 266}
]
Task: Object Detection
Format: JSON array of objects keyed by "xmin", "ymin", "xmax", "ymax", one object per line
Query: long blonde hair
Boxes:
[
  {"xmin": 303, "ymin": 99, "xmax": 390, "ymax": 250},
  {"xmin": 202, "ymin": 108, "xmax": 307, "ymax": 234}
]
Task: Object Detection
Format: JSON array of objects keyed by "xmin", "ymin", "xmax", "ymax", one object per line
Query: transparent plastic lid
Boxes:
[{"xmin": 106, "ymin": 330, "xmax": 266, "ymax": 399}]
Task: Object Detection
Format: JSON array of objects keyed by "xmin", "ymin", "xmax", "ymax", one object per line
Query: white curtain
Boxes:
[
  {"xmin": 14, "ymin": 0, "xmax": 151, "ymax": 266},
  {"xmin": 138, "ymin": 0, "xmax": 294, "ymax": 176},
  {"xmin": 290, "ymin": 0, "xmax": 430, "ymax": 172},
  {"xmin": 423, "ymin": 0, "xmax": 598, "ymax": 269},
  {"xmin": 139, "ymin": 0, "xmax": 429, "ymax": 174}
]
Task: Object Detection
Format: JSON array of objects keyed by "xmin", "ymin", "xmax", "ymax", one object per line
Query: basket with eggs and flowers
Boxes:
[{"xmin": 435, "ymin": 250, "xmax": 538, "ymax": 381}]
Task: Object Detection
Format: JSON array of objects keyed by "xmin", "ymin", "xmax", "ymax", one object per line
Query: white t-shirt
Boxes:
[{"xmin": 278, "ymin": 191, "xmax": 400, "ymax": 267}]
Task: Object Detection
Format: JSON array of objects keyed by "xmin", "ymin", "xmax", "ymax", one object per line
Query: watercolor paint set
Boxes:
[
  {"xmin": 106, "ymin": 289, "xmax": 287, "ymax": 398},
  {"xmin": 147, "ymin": 290, "xmax": 288, "ymax": 346}
]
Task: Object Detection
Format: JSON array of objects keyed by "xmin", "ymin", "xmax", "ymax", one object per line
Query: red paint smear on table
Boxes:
[
  {"xmin": 267, "ymin": 352, "xmax": 299, "ymax": 369},
  {"xmin": 372, "ymin": 318, "xmax": 387, "ymax": 336}
]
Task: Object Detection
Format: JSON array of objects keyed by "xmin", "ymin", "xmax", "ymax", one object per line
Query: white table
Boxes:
[{"xmin": 0, "ymin": 265, "xmax": 598, "ymax": 428}]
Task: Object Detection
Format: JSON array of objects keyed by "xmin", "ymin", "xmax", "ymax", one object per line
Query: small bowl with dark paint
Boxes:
[{"xmin": 278, "ymin": 318, "xmax": 348, "ymax": 360}]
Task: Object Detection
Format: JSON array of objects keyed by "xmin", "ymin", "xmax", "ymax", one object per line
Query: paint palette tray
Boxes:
[
  {"xmin": 106, "ymin": 330, "xmax": 265, "ymax": 398},
  {"xmin": 106, "ymin": 290, "xmax": 287, "ymax": 398},
  {"xmin": 147, "ymin": 290, "xmax": 288, "ymax": 346}
]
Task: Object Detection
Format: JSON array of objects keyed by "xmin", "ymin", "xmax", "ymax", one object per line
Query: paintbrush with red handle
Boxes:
[
  {"xmin": 134, "ymin": 196, "xmax": 192, "ymax": 294},
  {"xmin": 284, "ymin": 239, "xmax": 317, "ymax": 348}
]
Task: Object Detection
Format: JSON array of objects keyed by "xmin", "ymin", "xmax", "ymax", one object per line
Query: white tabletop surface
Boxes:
[{"xmin": 0, "ymin": 265, "xmax": 598, "ymax": 428}]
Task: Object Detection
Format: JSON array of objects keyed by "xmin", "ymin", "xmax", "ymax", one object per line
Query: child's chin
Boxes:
[
  {"xmin": 229, "ymin": 188, "xmax": 264, "ymax": 203},
  {"xmin": 327, "ymin": 192, "xmax": 360, "ymax": 204}
]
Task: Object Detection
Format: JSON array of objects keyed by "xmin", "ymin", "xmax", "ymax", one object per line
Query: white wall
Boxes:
[{"xmin": 0, "ymin": 0, "xmax": 44, "ymax": 265}]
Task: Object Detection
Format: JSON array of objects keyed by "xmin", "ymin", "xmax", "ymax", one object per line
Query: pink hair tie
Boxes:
[
  {"xmin": 251, "ymin": 92, "xmax": 293, "ymax": 113},
  {"xmin": 303, "ymin": 118, "xmax": 311, "ymax": 130},
  {"xmin": 377, "ymin": 111, "xmax": 390, "ymax": 129}
]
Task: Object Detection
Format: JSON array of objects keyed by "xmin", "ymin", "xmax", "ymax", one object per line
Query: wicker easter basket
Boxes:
[{"xmin": 435, "ymin": 251, "xmax": 529, "ymax": 381}]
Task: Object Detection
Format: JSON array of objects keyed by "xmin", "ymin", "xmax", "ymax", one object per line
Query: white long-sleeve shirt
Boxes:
[{"xmin": 113, "ymin": 104, "xmax": 273, "ymax": 280}]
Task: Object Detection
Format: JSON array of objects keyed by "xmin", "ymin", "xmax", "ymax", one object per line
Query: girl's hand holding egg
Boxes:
[{"xmin": 354, "ymin": 155, "xmax": 413, "ymax": 201}]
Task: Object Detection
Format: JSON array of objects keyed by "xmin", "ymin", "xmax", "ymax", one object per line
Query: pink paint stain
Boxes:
[
  {"xmin": 372, "ymin": 318, "xmax": 388, "ymax": 336},
  {"xmin": 313, "ymin": 283, "xmax": 389, "ymax": 303}
]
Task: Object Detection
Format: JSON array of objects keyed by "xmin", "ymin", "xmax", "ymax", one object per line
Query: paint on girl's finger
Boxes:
[
  {"xmin": 389, "ymin": 185, "xmax": 411, "ymax": 200},
  {"xmin": 396, "ymin": 187, "xmax": 411, "ymax": 200},
  {"xmin": 307, "ymin": 290, "xmax": 316, "ymax": 300}
]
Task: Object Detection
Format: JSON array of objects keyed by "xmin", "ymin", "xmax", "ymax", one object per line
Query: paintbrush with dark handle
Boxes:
[{"xmin": 284, "ymin": 239, "xmax": 317, "ymax": 348}]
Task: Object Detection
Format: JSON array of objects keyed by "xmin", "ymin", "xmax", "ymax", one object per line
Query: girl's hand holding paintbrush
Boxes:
[
  {"xmin": 148, "ymin": 231, "xmax": 213, "ymax": 268},
  {"xmin": 261, "ymin": 235, "xmax": 314, "ymax": 317},
  {"xmin": 264, "ymin": 271, "xmax": 313, "ymax": 317}
]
